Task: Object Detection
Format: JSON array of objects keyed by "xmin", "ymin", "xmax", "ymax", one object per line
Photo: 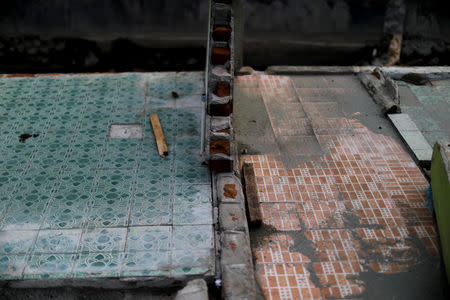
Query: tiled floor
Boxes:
[
  {"xmin": 236, "ymin": 74, "xmax": 442, "ymax": 299},
  {"xmin": 0, "ymin": 72, "xmax": 214, "ymax": 281},
  {"xmin": 397, "ymin": 79, "xmax": 450, "ymax": 147}
]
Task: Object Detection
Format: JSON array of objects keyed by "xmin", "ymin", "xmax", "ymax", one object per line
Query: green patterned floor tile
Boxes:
[
  {"xmin": 0, "ymin": 254, "xmax": 28, "ymax": 279},
  {"xmin": 129, "ymin": 201, "xmax": 172, "ymax": 226},
  {"xmin": 175, "ymin": 94, "xmax": 204, "ymax": 109},
  {"xmin": 19, "ymin": 169, "xmax": 61, "ymax": 193},
  {"xmin": 73, "ymin": 252, "xmax": 122, "ymax": 278},
  {"xmin": 0, "ymin": 171, "xmax": 22, "ymax": 197},
  {"xmin": 121, "ymin": 251, "xmax": 170, "ymax": 277},
  {"xmin": 173, "ymin": 185, "xmax": 211, "ymax": 204},
  {"xmin": 1, "ymin": 194, "xmax": 49, "ymax": 230},
  {"xmin": 63, "ymin": 152, "xmax": 102, "ymax": 170},
  {"xmin": 0, "ymin": 230, "xmax": 38, "ymax": 254},
  {"xmin": 115, "ymin": 92, "xmax": 145, "ymax": 109},
  {"xmin": 174, "ymin": 167, "xmax": 210, "ymax": 185},
  {"xmin": 173, "ymin": 202, "xmax": 212, "ymax": 226},
  {"xmin": 174, "ymin": 151, "xmax": 203, "ymax": 168},
  {"xmin": 176, "ymin": 72, "xmax": 204, "ymax": 97},
  {"xmin": 172, "ymin": 225, "xmax": 213, "ymax": 250},
  {"xmin": 146, "ymin": 97, "xmax": 176, "ymax": 108},
  {"xmin": 64, "ymin": 76, "xmax": 92, "ymax": 86},
  {"xmin": 126, "ymin": 226, "xmax": 171, "ymax": 252},
  {"xmin": 33, "ymin": 229, "xmax": 82, "ymax": 254},
  {"xmin": 100, "ymin": 151, "xmax": 138, "ymax": 170},
  {"xmin": 133, "ymin": 181, "xmax": 172, "ymax": 206},
  {"xmin": 28, "ymin": 153, "xmax": 65, "ymax": 171},
  {"xmin": 135, "ymin": 168, "xmax": 173, "ymax": 186},
  {"xmin": 176, "ymin": 109, "xmax": 201, "ymax": 137},
  {"xmin": 34, "ymin": 77, "xmax": 65, "ymax": 88},
  {"xmin": 23, "ymin": 253, "xmax": 75, "ymax": 279},
  {"xmin": 79, "ymin": 227, "xmax": 126, "ymax": 253},
  {"xmin": 147, "ymin": 76, "xmax": 176, "ymax": 99},
  {"xmin": 0, "ymin": 154, "xmax": 30, "ymax": 171},
  {"xmin": 85, "ymin": 204, "xmax": 130, "ymax": 228},
  {"xmin": 42, "ymin": 196, "xmax": 89, "ymax": 230},
  {"xmin": 109, "ymin": 111, "xmax": 145, "ymax": 125},
  {"xmin": 94, "ymin": 169, "xmax": 135, "ymax": 190},
  {"xmin": 171, "ymin": 249, "xmax": 213, "ymax": 276},
  {"xmin": 57, "ymin": 169, "xmax": 96, "ymax": 192},
  {"xmin": 0, "ymin": 72, "xmax": 214, "ymax": 281},
  {"xmin": 136, "ymin": 146, "xmax": 174, "ymax": 170}
]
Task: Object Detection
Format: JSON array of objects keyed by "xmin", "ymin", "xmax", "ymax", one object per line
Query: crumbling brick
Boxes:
[
  {"xmin": 210, "ymin": 139, "xmax": 231, "ymax": 155},
  {"xmin": 211, "ymin": 47, "xmax": 231, "ymax": 65},
  {"xmin": 210, "ymin": 102, "xmax": 231, "ymax": 116},
  {"xmin": 210, "ymin": 159, "xmax": 232, "ymax": 172},
  {"xmin": 214, "ymin": 81, "xmax": 231, "ymax": 97},
  {"xmin": 213, "ymin": 26, "xmax": 232, "ymax": 41}
]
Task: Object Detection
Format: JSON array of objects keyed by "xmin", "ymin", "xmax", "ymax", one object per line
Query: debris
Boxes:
[
  {"xmin": 400, "ymin": 73, "xmax": 432, "ymax": 86},
  {"xmin": 242, "ymin": 162, "xmax": 263, "ymax": 227},
  {"xmin": 19, "ymin": 133, "xmax": 39, "ymax": 143},
  {"xmin": 172, "ymin": 91, "xmax": 179, "ymax": 98},
  {"xmin": 149, "ymin": 114, "xmax": 169, "ymax": 157},
  {"xmin": 358, "ymin": 71, "xmax": 400, "ymax": 114},
  {"xmin": 215, "ymin": 279, "xmax": 222, "ymax": 287}
]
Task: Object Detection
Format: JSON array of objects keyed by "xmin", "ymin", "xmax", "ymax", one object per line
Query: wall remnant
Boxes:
[{"xmin": 205, "ymin": 0, "xmax": 235, "ymax": 172}]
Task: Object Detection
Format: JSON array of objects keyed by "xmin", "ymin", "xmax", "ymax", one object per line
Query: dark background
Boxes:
[{"xmin": 0, "ymin": 0, "xmax": 449, "ymax": 72}]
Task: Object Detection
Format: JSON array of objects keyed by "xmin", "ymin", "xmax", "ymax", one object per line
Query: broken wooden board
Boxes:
[
  {"xmin": 242, "ymin": 162, "xmax": 263, "ymax": 227},
  {"xmin": 150, "ymin": 114, "xmax": 169, "ymax": 157}
]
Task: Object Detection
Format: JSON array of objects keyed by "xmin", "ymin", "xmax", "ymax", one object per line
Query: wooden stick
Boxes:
[
  {"xmin": 242, "ymin": 162, "xmax": 263, "ymax": 227},
  {"xmin": 150, "ymin": 114, "xmax": 169, "ymax": 157}
]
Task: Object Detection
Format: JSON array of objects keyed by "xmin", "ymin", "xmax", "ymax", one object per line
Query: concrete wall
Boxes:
[
  {"xmin": 242, "ymin": 0, "xmax": 450, "ymax": 67},
  {"xmin": 0, "ymin": 1, "xmax": 209, "ymax": 42}
]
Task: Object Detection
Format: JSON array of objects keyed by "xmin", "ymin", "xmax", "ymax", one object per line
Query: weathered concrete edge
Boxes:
[
  {"xmin": 2, "ymin": 274, "xmax": 215, "ymax": 289},
  {"xmin": 265, "ymin": 65, "xmax": 450, "ymax": 79},
  {"xmin": 387, "ymin": 113, "xmax": 433, "ymax": 168},
  {"xmin": 215, "ymin": 173, "xmax": 256, "ymax": 300}
]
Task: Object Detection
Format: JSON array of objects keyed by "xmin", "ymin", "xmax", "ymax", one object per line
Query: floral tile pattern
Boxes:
[
  {"xmin": 0, "ymin": 230, "xmax": 37, "ymax": 254},
  {"xmin": 34, "ymin": 229, "xmax": 82, "ymax": 254},
  {"xmin": 23, "ymin": 254, "xmax": 75, "ymax": 279},
  {"xmin": 73, "ymin": 252, "xmax": 122, "ymax": 278},
  {"xmin": 126, "ymin": 226, "xmax": 171, "ymax": 252},
  {"xmin": 79, "ymin": 228, "xmax": 126, "ymax": 253},
  {"xmin": 121, "ymin": 251, "xmax": 170, "ymax": 277},
  {"xmin": 0, "ymin": 72, "xmax": 213, "ymax": 281}
]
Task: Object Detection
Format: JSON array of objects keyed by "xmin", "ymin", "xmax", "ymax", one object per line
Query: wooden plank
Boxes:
[
  {"xmin": 242, "ymin": 162, "xmax": 263, "ymax": 227},
  {"xmin": 150, "ymin": 114, "xmax": 169, "ymax": 157}
]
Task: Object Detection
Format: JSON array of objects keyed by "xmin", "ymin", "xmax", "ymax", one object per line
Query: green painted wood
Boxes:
[{"xmin": 431, "ymin": 141, "xmax": 450, "ymax": 286}]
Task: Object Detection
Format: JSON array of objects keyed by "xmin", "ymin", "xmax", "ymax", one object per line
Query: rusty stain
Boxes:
[
  {"xmin": 223, "ymin": 183, "xmax": 237, "ymax": 198},
  {"xmin": 7, "ymin": 74, "xmax": 35, "ymax": 78},
  {"xmin": 230, "ymin": 212, "xmax": 239, "ymax": 221},
  {"xmin": 229, "ymin": 241, "xmax": 237, "ymax": 250}
]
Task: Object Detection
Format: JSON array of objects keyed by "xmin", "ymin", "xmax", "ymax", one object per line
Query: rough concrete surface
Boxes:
[
  {"xmin": 0, "ymin": 287, "xmax": 175, "ymax": 300},
  {"xmin": 174, "ymin": 279, "xmax": 209, "ymax": 300}
]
